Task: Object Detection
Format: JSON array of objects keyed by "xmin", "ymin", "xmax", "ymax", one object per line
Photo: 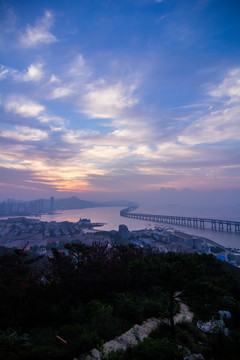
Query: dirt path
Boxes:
[{"xmin": 76, "ymin": 302, "xmax": 193, "ymax": 360}]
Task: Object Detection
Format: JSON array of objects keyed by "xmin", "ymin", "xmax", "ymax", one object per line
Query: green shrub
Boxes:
[
  {"xmin": 17, "ymin": 345, "xmax": 64, "ymax": 360},
  {"xmin": 114, "ymin": 293, "xmax": 144, "ymax": 323},
  {"xmin": 130, "ymin": 337, "xmax": 183, "ymax": 360}
]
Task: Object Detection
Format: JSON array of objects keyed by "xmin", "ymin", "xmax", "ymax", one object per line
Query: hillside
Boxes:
[
  {"xmin": 54, "ymin": 196, "xmax": 132, "ymax": 210},
  {"xmin": 0, "ymin": 242, "xmax": 239, "ymax": 360}
]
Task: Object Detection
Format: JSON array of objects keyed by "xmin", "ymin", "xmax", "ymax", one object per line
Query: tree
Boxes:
[{"xmin": 150, "ymin": 254, "xmax": 186, "ymax": 339}]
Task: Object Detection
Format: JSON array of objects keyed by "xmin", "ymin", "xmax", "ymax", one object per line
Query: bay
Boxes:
[{"xmin": 38, "ymin": 205, "xmax": 240, "ymax": 249}]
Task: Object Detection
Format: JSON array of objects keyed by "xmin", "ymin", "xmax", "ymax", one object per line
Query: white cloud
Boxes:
[
  {"xmin": 50, "ymin": 125, "xmax": 64, "ymax": 132},
  {"xmin": 1, "ymin": 63, "xmax": 43, "ymax": 82},
  {"xmin": 5, "ymin": 96, "xmax": 45, "ymax": 118},
  {"xmin": 22, "ymin": 63, "xmax": 43, "ymax": 81},
  {"xmin": 45, "ymin": 54, "xmax": 91, "ymax": 100},
  {"xmin": 112, "ymin": 128, "xmax": 139, "ymax": 140},
  {"xmin": 62, "ymin": 129, "xmax": 100, "ymax": 143},
  {"xmin": 49, "ymin": 74, "xmax": 60, "ymax": 83},
  {"xmin": 179, "ymin": 68, "xmax": 240, "ymax": 145},
  {"xmin": 178, "ymin": 106, "xmax": 240, "ymax": 145},
  {"xmin": 82, "ymin": 79, "xmax": 138, "ymax": 118},
  {"xmin": 0, "ymin": 65, "xmax": 10, "ymax": 79},
  {"xmin": 110, "ymin": 125, "xmax": 152, "ymax": 145},
  {"xmin": 84, "ymin": 145, "xmax": 130, "ymax": 160},
  {"xmin": 38, "ymin": 114, "xmax": 64, "ymax": 125},
  {"xmin": 15, "ymin": 63, "xmax": 44, "ymax": 82},
  {"xmin": 133, "ymin": 143, "xmax": 196, "ymax": 161},
  {"xmin": 209, "ymin": 68, "xmax": 240, "ymax": 103},
  {"xmin": 20, "ymin": 10, "xmax": 57, "ymax": 48},
  {"xmin": 69, "ymin": 54, "xmax": 91, "ymax": 78},
  {"xmin": 51, "ymin": 86, "xmax": 73, "ymax": 99},
  {"xmin": 0, "ymin": 126, "xmax": 48, "ymax": 141}
]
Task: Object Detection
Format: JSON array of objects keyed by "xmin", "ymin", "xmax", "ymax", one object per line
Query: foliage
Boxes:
[
  {"xmin": 0, "ymin": 244, "xmax": 239, "ymax": 359},
  {"xmin": 0, "ymin": 328, "xmax": 30, "ymax": 350},
  {"xmin": 131, "ymin": 337, "xmax": 183, "ymax": 360},
  {"xmin": 105, "ymin": 338, "xmax": 183, "ymax": 360}
]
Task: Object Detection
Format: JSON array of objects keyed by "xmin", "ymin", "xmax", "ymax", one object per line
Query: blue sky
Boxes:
[{"xmin": 0, "ymin": 0, "xmax": 240, "ymax": 202}]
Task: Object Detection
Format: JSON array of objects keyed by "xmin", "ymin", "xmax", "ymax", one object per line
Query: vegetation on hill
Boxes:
[
  {"xmin": 0, "ymin": 242, "xmax": 239, "ymax": 359},
  {"xmin": 54, "ymin": 196, "xmax": 132, "ymax": 210}
]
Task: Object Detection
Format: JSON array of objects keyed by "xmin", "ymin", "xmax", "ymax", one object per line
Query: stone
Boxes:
[
  {"xmin": 193, "ymin": 354, "xmax": 205, "ymax": 360},
  {"xmin": 103, "ymin": 339, "xmax": 124, "ymax": 354},
  {"xmin": 77, "ymin": 348, "xmax": 100, "ymax": 360},
  {"xmin": 75, "ymin": 301, "xmax": 194, "ymax": 360},
  {"xmin": 90, "ymin": 349, "xmax": 101, "ymax": 360}
]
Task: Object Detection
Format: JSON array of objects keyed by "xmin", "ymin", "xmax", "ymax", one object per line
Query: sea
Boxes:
[{"xmin": 35, "ymin": 204, "xmax": 240, "ymax": 249}]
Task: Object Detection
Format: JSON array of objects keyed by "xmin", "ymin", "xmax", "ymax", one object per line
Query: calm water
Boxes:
[{"xmin": 35, "ymin": 205, "xmax": 240, "ymax": 249}]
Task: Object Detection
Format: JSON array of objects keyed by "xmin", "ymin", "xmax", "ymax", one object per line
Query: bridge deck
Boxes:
[{"xmin": 120, "ymin": 208, "xmax": 240, "ymax": 232}]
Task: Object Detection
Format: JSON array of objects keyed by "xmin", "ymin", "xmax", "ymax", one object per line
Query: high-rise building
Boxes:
[
  {"xmin": 119, "ymin": 224, "xmax": 129, "ymax": 240},
  {"xmin": 37, "ymin": 198, "xmax": 44, "ymax": 212},
  {"xmin": 50, "ymin": 196, "xmax": 54, "ymax": 212}
]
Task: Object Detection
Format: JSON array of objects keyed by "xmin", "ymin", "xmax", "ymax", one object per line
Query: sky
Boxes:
[{"xmin": 0, "ymin": 0, "xmax": 240, "ymax": 204}]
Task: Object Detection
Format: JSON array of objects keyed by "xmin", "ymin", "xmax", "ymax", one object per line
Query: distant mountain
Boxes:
[
  {"xmin": 54, "ymin": 196, "xmax": 135, "ymax": 210},
  {"xmin": 54, "ymin": 196, "xmax": 98, "ymax": 210}
]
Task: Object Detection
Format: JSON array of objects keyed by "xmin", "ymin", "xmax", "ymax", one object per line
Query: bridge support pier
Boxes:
[
  {"xmin": 219, "ymin": 222, "xmax": 224, "ymax": 231},
  {"xmin": 200, "ymin": 220, "xmax": 205, "ymax": 228},
  {"xmin": 211, "ymin": 221, "xmax": 216, "ymax": 230},
  {"xmin": 226, "ymin": 222, "xmax": 232, "ymax": 232},
  {"xmin": 120, "ymin": 208, "xmax": 240, "ymax": 233}
]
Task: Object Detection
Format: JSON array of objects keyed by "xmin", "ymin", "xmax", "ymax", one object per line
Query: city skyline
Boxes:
[{"xmin": 0, "ymin": 0, "xmax": 240, "ymax": 203}]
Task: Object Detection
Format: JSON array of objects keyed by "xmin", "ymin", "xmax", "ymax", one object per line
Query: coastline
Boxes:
[{"xmin": 0, "ymin": 206, "xmax": 240, "ymax": 249}]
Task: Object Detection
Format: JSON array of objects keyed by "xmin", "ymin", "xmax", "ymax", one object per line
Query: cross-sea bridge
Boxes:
[{"xmin": 120, "ymin": 207, "xmax": 240, "ymax": 233}]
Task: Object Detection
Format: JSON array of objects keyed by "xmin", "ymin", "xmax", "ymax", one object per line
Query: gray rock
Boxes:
[
  {"xmin": 103, "ymin": 339, "xmax": 126, "ymax": 354},
  {"xmin": 75, "ymin": 301, "xmax": 194, "ymax": 360},
  {"xmin": 77, "ymin": 348, "xmax": 100, "ymax": 360},
  {"xmin": 193, "ymin": 354, "xmax": 205, "ymax": 360},
  {"xmin": 90, "ymin": 349, "xmax": 101, "ymax": 360},
  {"xmin": 184, "ymin": 354, "xmax": 205, "ymax": 360}
]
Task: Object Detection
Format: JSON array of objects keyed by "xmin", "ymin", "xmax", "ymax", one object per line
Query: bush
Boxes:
[
  {"xmin": 105, "ymin": 338, "xmax": 183, "ymax": 360},
  {"xmin": 114, "ymin": 293, "xmax": 144, "ymax": 323},
  {"xmin": 17, "ymin": 345, "xmax": 65, "ymax": 360}
]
